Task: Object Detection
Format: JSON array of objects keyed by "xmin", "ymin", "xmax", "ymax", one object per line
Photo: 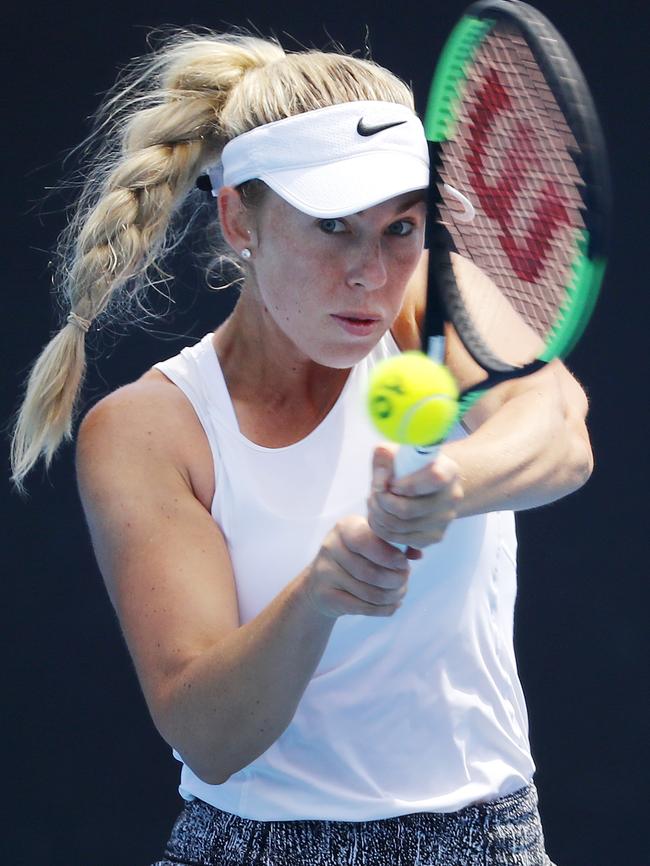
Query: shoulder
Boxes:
[{"xmin": 77, "ymin": 369, "xmax": 215, "ymax": 511}]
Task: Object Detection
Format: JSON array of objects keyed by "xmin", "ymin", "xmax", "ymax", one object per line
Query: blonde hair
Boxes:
[{"xmin": 9, "ymin": 28, "xmax": 415, "ymax": 496}]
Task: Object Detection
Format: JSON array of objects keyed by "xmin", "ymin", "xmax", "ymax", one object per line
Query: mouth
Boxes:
[{"xmin": 331, "ymin": 314, "xmax": 382, "ymax": 336}]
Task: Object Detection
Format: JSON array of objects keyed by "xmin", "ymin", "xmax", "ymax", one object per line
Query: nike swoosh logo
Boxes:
[{"xmin": 357, "ymin": 118, "xmax": 407, "ymax": 137}]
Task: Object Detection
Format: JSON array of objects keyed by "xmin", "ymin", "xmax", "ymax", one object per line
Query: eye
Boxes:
[
  {"xmin": 318, "ymin": 218, "xmax": 347, "ymax": 234},
  {"xmin": 386, "ymin": 219, "xmax": 415, "ymax": 236}
]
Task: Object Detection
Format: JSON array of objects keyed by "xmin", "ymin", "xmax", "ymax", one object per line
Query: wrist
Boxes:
[{"xmin": 290, "ymin": 570, "xmax": 340, "ymax": 625}]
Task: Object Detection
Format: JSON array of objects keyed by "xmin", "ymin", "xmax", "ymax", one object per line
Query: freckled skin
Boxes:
[
  {"xmin": 213, "ymin": 187, "xmax": 427, "ymax": 436},
  {"xmin": 241, "ymin": 190, "xmax": 427, "ymax": 370}
]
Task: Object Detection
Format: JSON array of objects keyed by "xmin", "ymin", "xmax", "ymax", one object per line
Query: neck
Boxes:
[{"xmin": 212, "ymin": 297, "xmax": 350, "ymax": 418}]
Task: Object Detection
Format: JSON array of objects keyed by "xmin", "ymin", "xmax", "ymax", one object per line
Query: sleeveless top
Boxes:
[{"xmin": 153, "ymin": 330, "xmax": 535, "ymax": 821}]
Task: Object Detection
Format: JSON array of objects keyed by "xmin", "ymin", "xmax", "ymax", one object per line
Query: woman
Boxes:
[{"xmin": 11, "ymin": 30, "xmax": 591, "ymax": 865}]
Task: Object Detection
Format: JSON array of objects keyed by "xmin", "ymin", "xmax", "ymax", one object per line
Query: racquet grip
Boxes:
[
  {"xmin": 394, "ymin": 444, "xmax": 441, "ymax": 479},
  {"xmin": 390, "ymin": 444, "xmax": 441, "ymax": 553}
]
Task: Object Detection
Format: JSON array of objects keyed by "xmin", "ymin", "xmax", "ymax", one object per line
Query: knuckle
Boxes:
[{"xmin": 319, "ymin": 538, "xmax": 336, "ymax": 563}]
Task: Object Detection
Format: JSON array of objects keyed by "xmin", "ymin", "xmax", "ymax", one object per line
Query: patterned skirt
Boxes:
[{"xmin": 150, "ymin": 782, "xmax": 557, "ymax": 865}]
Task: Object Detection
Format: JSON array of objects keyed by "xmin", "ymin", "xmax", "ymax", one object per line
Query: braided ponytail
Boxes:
[
  {"xmin": 10, "ymin": 33, "xmax": 284, "ymax": 496},
  {"xmin": 10, "ymin": 28, "xmax": 414, "ymax": 495}
]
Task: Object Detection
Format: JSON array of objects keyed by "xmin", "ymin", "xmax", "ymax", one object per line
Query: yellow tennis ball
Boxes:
[{"xmin": 367, "ymin": 351, "xmax": 459, "ymax": 446}]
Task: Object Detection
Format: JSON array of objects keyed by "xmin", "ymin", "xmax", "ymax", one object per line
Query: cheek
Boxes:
[
  {"xmin": 386, "ymin": 241, "xmax": 424, "ymax": 295},
  {"xmin": 251, "ymin": 251, "xmax": 321, "ymax": 339},
  {"xmin": 258, "ymin": 235, "xmax": 339, "ymax": 313}
]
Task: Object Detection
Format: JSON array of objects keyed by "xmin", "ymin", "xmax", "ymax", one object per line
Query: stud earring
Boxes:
[{"xmin": 241, "ymin": 248, "xmax": 252, "ymax": 260}]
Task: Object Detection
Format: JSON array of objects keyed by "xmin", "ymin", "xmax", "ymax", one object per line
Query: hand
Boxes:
[
  {"xmin": 302, "ymin": 515, "xmax": 411, "ymax": 619},
  {"xmin": 367, "ymin": 444, "xmax": 464, "ymax": 556}
]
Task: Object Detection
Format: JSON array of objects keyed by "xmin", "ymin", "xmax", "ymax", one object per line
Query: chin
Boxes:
[{"xmin": 313, "ymin": 338, "xmax": 381, "ymax": 370}]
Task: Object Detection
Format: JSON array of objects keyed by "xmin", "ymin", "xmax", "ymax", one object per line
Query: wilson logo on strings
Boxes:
[{"xmin": 465, "ymin": 67, "xmax": 571, "ymax": 282}]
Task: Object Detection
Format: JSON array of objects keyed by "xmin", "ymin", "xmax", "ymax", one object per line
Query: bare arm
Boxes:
[
  {"xmin": 442, "ymin": 253, "xmax": 593, "ymax": 514},
  {"xmin": 77, "ymin": 381, "xmax": 408, "ymax": 784},
  {"xmin": 442, "ymin": 359, "xmax": 593, "ymax": 516},
  {"xmin": 372, "ymin": 252, "xmax": 594, "ymax": 547}
]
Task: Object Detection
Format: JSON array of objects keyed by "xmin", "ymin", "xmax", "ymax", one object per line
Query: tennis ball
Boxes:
[{"xmin": 367, "ymin": 351, "xmax": 459, "ymax": 446}]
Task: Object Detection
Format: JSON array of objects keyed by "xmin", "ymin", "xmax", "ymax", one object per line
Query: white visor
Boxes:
[{"xmin": 207, "ymin": 101, "xmax": 429, "ymax": 218}]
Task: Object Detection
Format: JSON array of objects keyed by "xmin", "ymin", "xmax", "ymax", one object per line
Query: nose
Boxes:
[{"xmin": 345, "ymin": 238, "xmax": 388, "ymax": 291}]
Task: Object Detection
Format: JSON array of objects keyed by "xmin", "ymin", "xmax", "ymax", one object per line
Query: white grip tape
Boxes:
[
  {"xmin": 391, "ymin": 444, "xmax": 440, "ymax": 552},
  {"xmin": 394, "ymin": 444, "xmax": 440, "ymax": 479}
]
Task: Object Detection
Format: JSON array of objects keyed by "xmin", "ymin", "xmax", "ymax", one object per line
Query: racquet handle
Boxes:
[
  {"xmin": 394, "ymin": 443, "xmax": 440, "ymax": 479},
  {"xmin": 391, "ymin": 444, "xmax": 441, "ymax": 553}
]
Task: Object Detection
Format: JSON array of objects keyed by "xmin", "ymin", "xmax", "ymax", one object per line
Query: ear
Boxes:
[{"xmin": 217, "ymin": 186, "xmax": 256, "ymax": 255}]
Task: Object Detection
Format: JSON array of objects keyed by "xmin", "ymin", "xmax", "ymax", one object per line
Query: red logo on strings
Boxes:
[{"xmin": 465, "ymin": 68, "xmax": 570, "ymax": 282}]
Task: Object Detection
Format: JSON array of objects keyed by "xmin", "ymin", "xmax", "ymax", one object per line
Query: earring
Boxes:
[{"xmin": 241, "ymin": 248, "xmax": 252, "ymax": 260}]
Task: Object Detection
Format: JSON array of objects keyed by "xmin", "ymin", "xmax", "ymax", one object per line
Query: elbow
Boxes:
[
  {"xmin": 562, "ymin": 368, "xmax": 593, "ymax": 491},
  {"xmin": 172, "ymin": 747, "xmax": 231, "ymax": 785},
  {"xmin": 569, "ymin": 440, "xmax": 593, "ymax": 492},
  {"xmin": 562, "ymin": 422, "xmax": 594, "ymax": 495},
  {"xmin": 154, "ymin": 681, "xmax": 235, "ymax": 787},
  {"xmin": 194, "ymin": 767, "xmax": 232, "ymax": 786},
  {"xmin": 156, "ymin": 709, "xmax": 233, "ymax": 787}
]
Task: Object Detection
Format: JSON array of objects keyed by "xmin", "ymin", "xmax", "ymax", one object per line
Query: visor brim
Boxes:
[{"xmin": 259, "ymin": 152, "xmax": 429, "ymax": 218}]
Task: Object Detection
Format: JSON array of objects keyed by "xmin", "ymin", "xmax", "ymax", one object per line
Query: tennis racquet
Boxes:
[{"xmin": 394, "ymin": 0, "xmax": 612, "ymax": 479}]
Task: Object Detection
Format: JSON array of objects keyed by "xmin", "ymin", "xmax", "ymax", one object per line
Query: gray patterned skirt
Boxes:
[{"xmin": 151, "ymin": 782, "xmax": 557, "ymax": 866}]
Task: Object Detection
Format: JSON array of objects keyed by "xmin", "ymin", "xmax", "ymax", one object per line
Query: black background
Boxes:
[{"xmin": 3, "ymin": 1, "xmax": 648, "ymax": 864}]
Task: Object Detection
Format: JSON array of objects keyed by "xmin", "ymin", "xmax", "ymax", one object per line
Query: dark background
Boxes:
[{"xmin": 3, "ymin": 1, "xmax": 647, "ymax": 864}]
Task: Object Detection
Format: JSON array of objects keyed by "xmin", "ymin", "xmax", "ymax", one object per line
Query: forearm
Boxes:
[
  {"xmin": 158, "ymin": 571, "xmax": 335, "ymax": 784},
  {"xmin": 443, "ymin": 385, "xmax": 593, "ymax": 516}
]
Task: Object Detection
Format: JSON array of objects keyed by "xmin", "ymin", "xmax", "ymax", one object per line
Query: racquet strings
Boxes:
[{"xmin": 430, "ymin": 17, "xmax": 596, "ymax": 371}]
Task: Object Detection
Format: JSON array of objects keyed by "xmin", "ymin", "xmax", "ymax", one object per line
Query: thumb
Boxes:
[{"xmin": 371, "ymin": 444, "xmax": 397, "ymax": 492}]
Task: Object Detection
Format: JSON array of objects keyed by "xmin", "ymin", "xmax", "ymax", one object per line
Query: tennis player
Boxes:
[{"xmin": 11, "ymin": 31, "xmax": 592, "ymax": 866}]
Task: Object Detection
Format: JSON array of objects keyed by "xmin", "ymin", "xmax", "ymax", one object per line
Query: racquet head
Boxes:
[{"xmin": 422, "ymin": 0, "xmax": 612, "ymax": 412}]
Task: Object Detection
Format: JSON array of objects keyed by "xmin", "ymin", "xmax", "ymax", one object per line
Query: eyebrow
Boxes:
[
  {"xmin": 354, "ymin": 191, "xmax": 427, "ymax": 217},
  {"xmin": 394, "ymin": 191, "xmax": 428, "ymax": 213}
]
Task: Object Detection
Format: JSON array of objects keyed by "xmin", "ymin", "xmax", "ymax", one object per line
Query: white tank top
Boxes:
[{"xmin": 153, "ymin": 330, "xmax": 535, "ymax": 821}]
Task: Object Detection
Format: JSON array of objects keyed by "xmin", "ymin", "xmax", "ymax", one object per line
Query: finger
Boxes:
[
  {"xmin": 340, "ymin": 517, "xmax": 409, "ymax": 570},
  {"xmin": 329, "ymin": 589, "xmax": 404, "ymax": 618},
  {"xmin": 390, "ymin": 455, "xmax": 459, "ymax": 497},
  {"xmin": 371, "ymin": 444, "xmax": 398, "ymax": 492},
  {"xmin": 374, "ymin": 526, "xmax": 449, "ymax": 548},
  {"xmin": 367, "ymin": 508, "xmax": 455, "ymax": 545},
  {"xmin": 328, "ymin": 544, "xmax": 410, "ymax": 596},
  {"xmin": 368, "ymin": 502, "xmax": 448, "ymax": 537},
  {"xmin": 371, "ymin": 489, "xmax": 442, "ymax": 520}
]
